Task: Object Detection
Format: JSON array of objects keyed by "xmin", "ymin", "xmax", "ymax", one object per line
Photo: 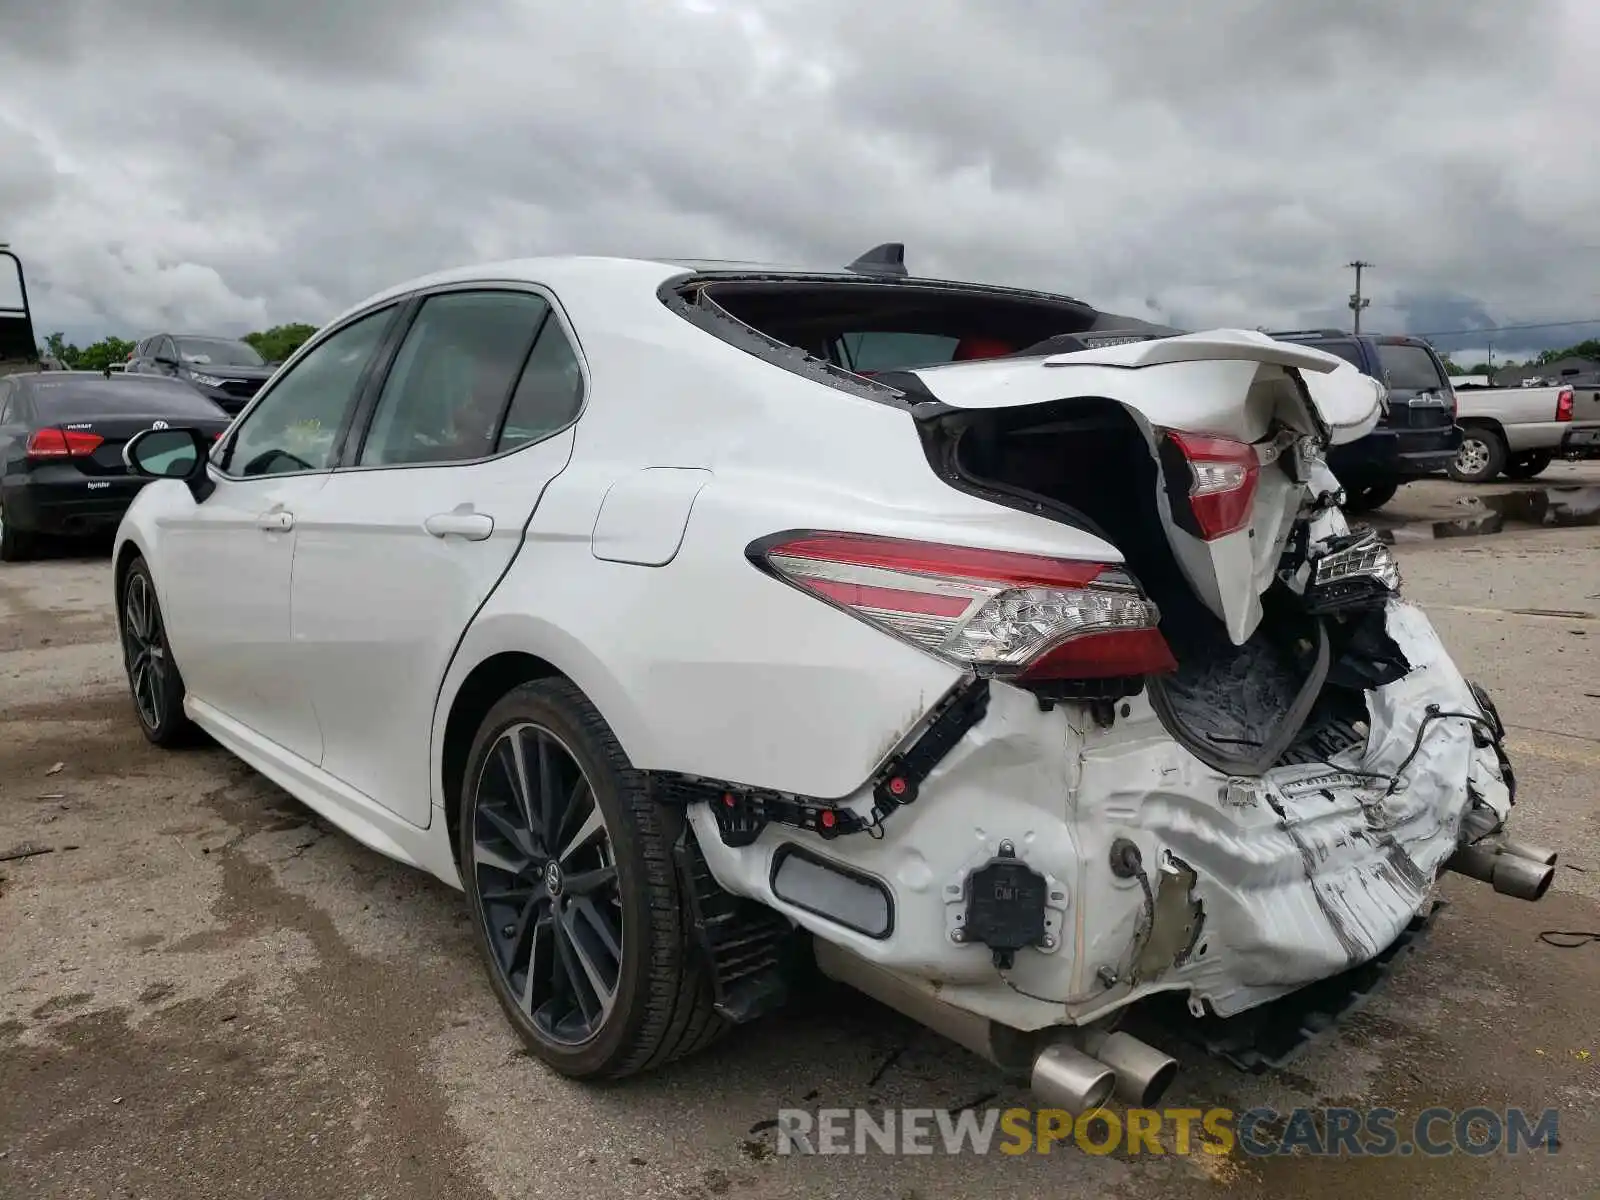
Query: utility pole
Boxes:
[{"xmin": 1347, "ymin": 260, "xmax": 1373, "ymax": 334}]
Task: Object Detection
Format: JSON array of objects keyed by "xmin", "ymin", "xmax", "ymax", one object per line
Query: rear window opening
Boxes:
[{"xmin": 675, "ymin": 276, "xmax": 1177, "ymax": 376}]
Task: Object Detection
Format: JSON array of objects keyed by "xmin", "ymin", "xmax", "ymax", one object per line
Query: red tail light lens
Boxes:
[
  {"xmin": 26, "ymin": 428, "xmax": 105, "ymax": 459},
  {"xmin": 1162, "ymin": 431, "xmax": 1260, "ymax": 540},
  {"xmin": 751, "ymin": 531, "xmax": 1176, "ymax": 681},
  {"xmin": 1556, "ymin": 388, "xmax": 1574, "ymax": 421}
]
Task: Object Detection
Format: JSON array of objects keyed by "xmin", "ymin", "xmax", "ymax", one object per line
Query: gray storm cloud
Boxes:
[{"xmin": 2, "ymin": 0, "xmax": 1597, "ymax": 356}]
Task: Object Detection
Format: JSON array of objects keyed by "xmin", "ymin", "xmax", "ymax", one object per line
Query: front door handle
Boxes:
[
  {"xmin": 256, "ymin": 510, "xmax": 294, "ymax": 532},
  {"xmin": 424, "ymin": 511, "xmax": 494, "ymax": 541}
]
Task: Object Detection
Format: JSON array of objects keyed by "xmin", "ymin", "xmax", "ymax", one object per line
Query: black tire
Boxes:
[
  {"xmin": 458, "ymin": 677, "xmax": 726, "ymax": 1079},
  {"xmin": 0, "ymin": 501, "xmax": 36, "ymax": 563},
  {"xmin": 1448, "ymin": 426, "xmax": 1507, "ymax": 483},
  {"xmin": 1503, "ymin": 451, "xmax": 1553, "ymax": 481},
  {"xmin": 1342, "ymin": 480, "xmax": 1400, "ymax": 514},
  {"xmin": 118, "ymin": 556, "xmax": 195, "ymax": 746}
]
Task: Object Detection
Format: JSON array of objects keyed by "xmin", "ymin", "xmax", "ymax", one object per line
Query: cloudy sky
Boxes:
[{"xmin": 3, "ymin": 0, "xmax": 1599, "ymax": 363}]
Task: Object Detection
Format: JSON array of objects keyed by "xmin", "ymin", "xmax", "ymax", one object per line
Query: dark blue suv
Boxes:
[{"xmin": 1268, "ymin": 330, "xmax": 1462, "ymax": 512}]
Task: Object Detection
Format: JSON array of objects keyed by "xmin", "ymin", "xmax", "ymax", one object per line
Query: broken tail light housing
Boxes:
[
  {"xmin": 26, "ymin": 428, "xmax": 104, "ymax": 459},
  {"xmin": 749, "ymin": 531, "xmax": 1176, "ymax": 682},
  {"xmin": 1158, "ymin": 430, "xmax": 1260, "ymax": 540},
  {"xmin": 1301, "ymin": 530, "xmax": 1401, "ymax": 614},
  {"xmin": 1556, "ymin": 388, "xmax": 1574, "ymax": 422}
]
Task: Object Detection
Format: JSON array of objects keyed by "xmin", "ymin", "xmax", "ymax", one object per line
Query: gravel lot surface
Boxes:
[{"xmin": 2, "ymin": 512, "xmax": 1596, "ymax": 1199}]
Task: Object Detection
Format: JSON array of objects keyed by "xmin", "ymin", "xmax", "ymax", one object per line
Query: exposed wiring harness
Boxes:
[
  {"xmin": 1379, "ymin": 706, "xmax": 1498, "ymax": 800},
  {"xmin": 996, "ymin": 839, "xmax": 1155, "ymax": 1006}
]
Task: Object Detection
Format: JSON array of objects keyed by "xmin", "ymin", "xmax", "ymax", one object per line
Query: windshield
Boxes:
[
  {"xmin": 1376, "ymin": 343, "xmax": 1447, "ymax": 391},
  {"xmin": 176, "ymin": 337, "xmax": 265, "ymax": 368}
]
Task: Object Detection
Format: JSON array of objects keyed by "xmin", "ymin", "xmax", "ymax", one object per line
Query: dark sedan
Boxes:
[
  {"xmin": 128, "ymin": 333, "xmax": 278, "ymax": 415},
  {"xmin": 0, "ymin": 372, "xmax": 232, "ymax": 560}
]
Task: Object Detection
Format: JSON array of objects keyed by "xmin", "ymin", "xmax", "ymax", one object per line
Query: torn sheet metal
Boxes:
[{"xmin": 691, "ymin": 594, "xmax": 1516, "ymax": 1035}]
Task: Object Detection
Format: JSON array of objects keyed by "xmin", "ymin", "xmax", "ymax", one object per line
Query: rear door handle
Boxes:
[
  {"xmin": 424, "ymin": 511, "xmax": 494, "ymax": 541},
  {"xmin": 256, "ymin": 510, "xmax": 294, "ymax": 532}
]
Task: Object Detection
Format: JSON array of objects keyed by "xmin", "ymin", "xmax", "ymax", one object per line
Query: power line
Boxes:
[{"xmin": 1412, "ymin": 317, "xmax": 1600, "ymax": 339}]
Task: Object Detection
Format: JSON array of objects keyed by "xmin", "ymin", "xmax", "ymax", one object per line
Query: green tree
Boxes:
[
  {"xmin": 42, "ymin": 334, "xmax": 136, "ymax": 371},
  {"xmin": 76, "ymin": 336, "xmax": 135, "ymax": 371},
  {"xmin": 243, "ymin": 322, "xmax": 318, "ymax": 364},
  {"xmin": 44, "ymin": 331, "xmax": 77, "ymax": 366}
]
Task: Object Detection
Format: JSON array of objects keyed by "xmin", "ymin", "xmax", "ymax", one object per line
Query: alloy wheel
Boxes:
[
  {"xmin": 471, "ymin": 722, "xmax": 622, "ymax": 1046},
  {"xmin": 1455, "ymin": 437, "xmax": 1490, "ymax": 477},
  {"xmin": 122, "ymin": 573, "xmax": 166, "ymax": 730}
]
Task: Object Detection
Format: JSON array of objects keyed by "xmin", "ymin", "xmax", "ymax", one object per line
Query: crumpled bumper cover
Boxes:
[{"xmin": 689, "ymin": 598, "xmax": 1515, "ymax": 1034}]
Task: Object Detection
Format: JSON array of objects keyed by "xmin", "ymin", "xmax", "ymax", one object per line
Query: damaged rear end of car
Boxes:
[{"xmin": 659, "ymin": 264, "xmax": 1555, "ymax": 1106}]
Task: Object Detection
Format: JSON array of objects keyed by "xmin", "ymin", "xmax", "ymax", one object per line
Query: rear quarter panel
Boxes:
[{"xmin": 434, "ymin": 278, "xmax": 1130, "ymax": 809}]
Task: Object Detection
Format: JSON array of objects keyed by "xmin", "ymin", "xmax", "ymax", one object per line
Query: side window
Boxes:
[
  {"xmin": 0, "ymin": 382, "xmax": 13, "ymax": 424},
  {"xmin": 224, "ymin": 307, "xmax": 393, "ymax": 478},
  {"xmin": 357, "ymin": 290, "xmax": 551, "ymax": 467},
  {"xmin": 496, "ymin": 311, "xmax": 585, "ymax": 453},
  {"xmin": 837, "ymin": 332, "xmax": 961, "ymax": 373}
]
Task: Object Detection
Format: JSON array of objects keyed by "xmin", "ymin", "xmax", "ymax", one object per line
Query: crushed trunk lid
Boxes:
[{"xmin": 906, "ymin": 329, "xmax": 1387, "ymax": 644}]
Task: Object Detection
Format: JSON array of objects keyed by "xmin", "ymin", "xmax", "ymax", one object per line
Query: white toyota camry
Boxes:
[{"xmin": 113, "ymin": 246, "xmax": 1556, "ymax": 1107}]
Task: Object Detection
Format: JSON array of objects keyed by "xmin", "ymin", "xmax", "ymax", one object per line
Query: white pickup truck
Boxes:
[{"xmin": 1447, "ymin": 379, "xmax": 1600, "ymax": 482}]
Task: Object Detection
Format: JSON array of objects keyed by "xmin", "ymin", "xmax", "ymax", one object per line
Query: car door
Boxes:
[
  {"xmin": 288, "ymin": 286, "xmax": 585, "ymax": 827},
  {"xmin": 155, "ymin": 304, "xmax": 400, "ymax": 761}
]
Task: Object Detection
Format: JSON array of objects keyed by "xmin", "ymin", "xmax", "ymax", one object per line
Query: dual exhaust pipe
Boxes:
[
  {"xmin": 1446, "ymin": 837, "xmax": 1558, "ymax": 902},
  {"xmin": 817, "ymin": 834, "xmax": 1560, "ymax": 1110},
  {"xmin": 1032, "ymin": 1028, "xmax": 1179, "ymax": 1112},
  {"xmin": 813, "ymin": 941, "xmax": 1178, "ymax": 1113}
]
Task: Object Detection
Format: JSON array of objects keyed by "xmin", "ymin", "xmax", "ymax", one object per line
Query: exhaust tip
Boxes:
[
  {"xmin": 1492, "ymin": 854, "xmax": 1555, "ymax": 902},
  {"xmin": 1499, "ymin": 839, "xmax": 1559, "ymax": 868},
  {"xmin": 1129, "ymin": 1057, "xmax": 1180, "ymax": 1107},
  {"xmin": 1092, "ymin": 1030, "xmax": 1181, "ymax": 1107},
  {"xmin": 1031, "ymin": 1041, "xmax": 1116, "ymax": 1114}
]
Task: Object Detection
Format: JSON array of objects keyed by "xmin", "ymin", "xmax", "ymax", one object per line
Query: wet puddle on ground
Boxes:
[{"xmin": 1376, "ymin": 485, "xmax": 1600, "ymax": 542}]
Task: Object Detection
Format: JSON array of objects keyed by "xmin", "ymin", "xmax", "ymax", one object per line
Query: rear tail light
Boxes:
[
  {"xmin": 750, "ymin": 531, "xmax": 1177, "ymax": 681},
  {"xmin": 1160, "ymin": 431, "xmax": 1260, "ymax": 540},
  {"xmin": 26, "ymin": 428, "xmax": 104, "ymax": 459},
  {"xmin": 1556, "ymin": 388, "xmax": 1574, "ymax": 421}
]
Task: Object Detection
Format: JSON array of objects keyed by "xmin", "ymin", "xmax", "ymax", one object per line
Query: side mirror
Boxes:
[{"xmin": 124, "ymin": 426, "xmax": 216, "ymax": 502}]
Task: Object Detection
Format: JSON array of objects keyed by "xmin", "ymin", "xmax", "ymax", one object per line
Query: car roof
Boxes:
[
  {"xmin": 322, "ymin": 254, "xmax": 1101, "ymax": 332},
  {"xmin": 1270, "ymin": 329, "xmax": 1435, "ymax": 348}
]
